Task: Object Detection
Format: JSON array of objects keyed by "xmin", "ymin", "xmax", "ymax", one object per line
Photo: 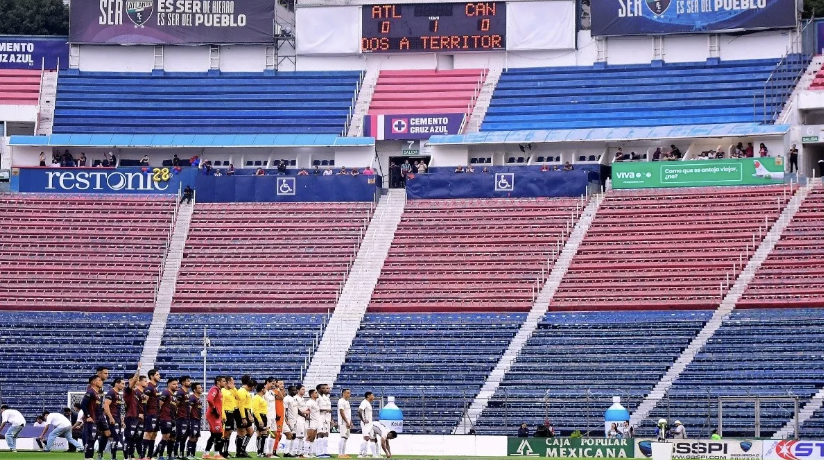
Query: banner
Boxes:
[
  {"xmin": 591, "ymin": 0, "xmax": 797, "ymax": 36},
  {"xmin": 508, "ymin": 437, "xmax": 634, "ymax": 457},
  {"xmin": 365, "ymin": 113, "xmax": 465, "ymax": 140},
  {"xmin": 194, "ymin": 175, "xmax": 381, "ymax": 202},
  {"xmin": 407, "ymin": 169, "xmax": 589, "ymax": 199},
  {"xmin": 0, "ymin": 36, "xmax": 68, "ymax": 70},
  {"xmin": 70, "ymin": 0, "xmax": 275, "ymax": 44},
  {"xmin": 637, "ymin": 439, "xmax": 762, "ymax": 460},
  {"xmin": 11, "ymin": 167, "xmax": 196, "ymax": 194},
  {"xmin": 611, "ymin": 157, "xmax": 785, "ymax": 189},
  {"xmin": 764, "ymin": 440, "xmax": 824, "ymax": 460}
]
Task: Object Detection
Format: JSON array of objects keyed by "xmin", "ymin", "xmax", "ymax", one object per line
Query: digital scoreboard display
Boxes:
[{"xmin": 361, "ymin": 2, "xmax": 506, "ymax": 53}]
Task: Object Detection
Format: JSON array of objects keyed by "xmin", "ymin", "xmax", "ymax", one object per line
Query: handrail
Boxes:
[{"xmin": 762, "ymin": 19, "xmax": 813, "ymax": 123}]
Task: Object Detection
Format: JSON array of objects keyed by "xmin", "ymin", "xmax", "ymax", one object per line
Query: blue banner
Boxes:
[
  {"xmin": 405, "ymin": 170, "xmax": 588, "ymax": 199},
  {"xmin": 194, "ymin": 175, "xmax": 381, "ymax": 202},
  {"xmin": 591, "ymin": 0, "xmax": 796, "ymax": 36},
  {"xmin": 365, "ymin": 113, "xmax": 465, "ymax": 140},
  {"xmin": 11, "ymin": 167, "xmax": 196, "ymax": 194},
  {"xmin": 0, "ymin": 36, "xmax": 69, "ymax": 70}
]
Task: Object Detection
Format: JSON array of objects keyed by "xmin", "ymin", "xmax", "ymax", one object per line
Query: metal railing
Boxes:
[{"xmin": 760, "ymin": 19, "xmax": 814, "ymax": 123}]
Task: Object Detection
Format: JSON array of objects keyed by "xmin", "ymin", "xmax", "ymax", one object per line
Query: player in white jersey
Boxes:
[
  {"xmin": 316, "ymin": 384, "xmax": 332, "ymax": 458},
  {"xmin": 282, "ymin": 386, "xmax": 299, "ymax": 458},
  {"xmin": 263, "ymin": 378, "xmax": 278, "ymax": 456},
  {"xmin": 337, "ymin": 389, "xmax": 353, "ymax": 458},
  {"xmin": 294, "ymin": 385, "xmax": 308, "ymax": 457},
  {"xmin": 369, "ymin": 421, "xmax": 397, "ymax": 458},
  {"xmin": 358, "ymin": 392, "xmax": 376, "ymax": 458},
  {"xmin": 304, "ymin": 389, "xmax": 320, "ymax": 457}
]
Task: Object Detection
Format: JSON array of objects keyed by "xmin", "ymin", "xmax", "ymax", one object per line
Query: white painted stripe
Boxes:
[{"xmin": 376, "ymin": 114, "xmax": 385, "ymax": 141}]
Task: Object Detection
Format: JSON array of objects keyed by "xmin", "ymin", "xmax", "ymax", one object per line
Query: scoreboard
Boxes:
[{"xmin": 361, "ymin": 2, "xmax": 506, "ymax": 53}]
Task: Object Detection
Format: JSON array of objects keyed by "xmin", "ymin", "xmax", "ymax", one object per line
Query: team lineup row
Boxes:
[{"xmin": 77, "ymin": 366, "xmax": 397, "ymax": 460}]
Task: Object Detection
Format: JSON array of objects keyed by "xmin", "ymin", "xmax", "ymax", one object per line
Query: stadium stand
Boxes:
[
  {"xmin": 0, "ymin": 69, "xmax": 41, "ymax": 105},
  {"xmin": 481, "ymin": 58, "xmax": 809, "ymax": 131},
  {"xmin": 550, "ymin": 185, "xmax": 795, "ymax": 312},
  {"xmin": 0, "ymin": 194, "xmax": 176, "ymax": 312},
  {"xmin": 172, "ymin": 202, "xmax": 374, "ymax": 313},
  {"xmin": 368, "ymin": 69, "xmax": 486, "ymax": 119},
  {"xmin": 52, "ymin": 71, "xmax": 363, "ymax": 134},
  {"xmin": 0, "ymin": 311, "xmax": 151, "ymax": 419},
  {"xmin": 335, "ymin": 312, "xmax": 526, "ymax": 434},
  {"xmin": 473, "ymin": 310, "xmax": 711, "ymax": 436},
  {"xmin": 801, "ymin": 406, "xmax": 824, "ymax": 438},
  {"xmin": 642, "ymin": 308, "xmax": 824, "ymax": 437},
  {"xmin": 369, "ymin": 197, "xmax": 583, "ymax": 312},
  {"xmin": 738, "ymin": 185, "xmax": 824, "ymax": 308},
  {"xmin": 154, "ymin": 313, "xmax": 328, "ymax": 385}
]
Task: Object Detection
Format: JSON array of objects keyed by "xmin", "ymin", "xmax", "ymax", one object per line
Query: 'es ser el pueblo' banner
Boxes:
[
  {"xmin": 70, "ymin": 0, "xmax": 275, "ymax": 44},
  {"xmin": 591, "ymin": 0, "xmax": 797, "ymax": 36},
  {"xmin": 612, "ymin": 157, "xmax": 785, "ymax": 189},
  {"xmin": 507, "ymin": 437, "xmax": 634, "ymax": 457}
]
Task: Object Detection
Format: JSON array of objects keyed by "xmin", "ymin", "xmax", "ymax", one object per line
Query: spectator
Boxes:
[
  {"xmin": 61, "ymin": 408, "xmax": 78, "ymax": 452},
  {"xmin": 180, "ymin": 185, "xmax": 194, "ymax": 204},
  {"xmin": 670, "ymin": 420, "xmax": 687, "ymax": 439},
  {"xmin": 278, "ymin": 160, "xmax": 288, "ymax": 175},
  {"xmin": 466, "ymin": 165, "xmax": 475, "ymax": 173},
  {"xmin": 39, "ymin": 152, "xmax": 46, "ymax": 166},
  {"xmin": 607, "ymin": 423, "xmax": 619, "ymax": 439},
  {"xmin": 298, "ymin": 169, "xmax": 309, "ymax": 176},
  {"xmin": 630, "ymin": 151, "xmax": 640, "ymax": 161},
  {"xmin": 417, "ymin": 161, "xmax": 427, "ymax": 174},
  {"xmin": 412, "ymin": 161, "xmax": 420, "ymax": 174},
  {"xmin": 734, "ymin": 142, "xmax": 745, "ymax": 158},
  {"xmin": 715, "ymin": 147, "xmax": 725, "ymax": 159},
  {"xmin": 535, "ymin": 423, "xmax": 549, "ymax": 438},
  {"xmin": 109, "ymin": 152, "xmax": 117, "ymax": 167},
  {"xmin": 227, "ymin": 164, "xmax": 235, "ymax": 176},
  {"xmin": 759, "ymin": 143, "xmax": 768, "ymax": 157},
  {"xmin": 255, "ymin": 168, "xmax": 266, "ymax": 176},
  {"xmin": 553, "ymin": 165, "xmax": 560, "ymax": 171},
  {"xmin": 78, "ymin": 152, "xmax": 87, "ymax": 167},
  {"xmin": 351, "ymin": 168, "xmax": 360, "ymax": 176},
  {"xmin": 400, "ymin": 160, "xmax": 412, "ymax": 186},
  {"xmin": 789, "ymin": 144, "xmax": 799, "ymax": 172},
  {"xmin": 614, "ymin": 148, "xmax": 625, "ymax": 162},
  {"xmin": 51, "ymin": 157, "xmax": 61, "ymax": 167},
  {"xmin": 203, "ymin": 160, "xmax": 213, "ymax": 175},
  {"xmin": 711, "ymin": 429, "xmax": 721, "ymax": 440},
  {"xmin": 52, "ymin": 150, "xmax": 61, "ymax": 165},
  {"xmin": 563, "ymin": 161, "xmax": 574, "ymax": 171},
  {"xmin": 454, "ymin": 165, "xmax": 465, "ymax": 173},
  {"xmin": 34, "ymin": 416, "xmax": 46, "ymax": 450},
  {"xmin": 313, "ymin": 165, "xmax": 321, "ymax": 175},
  {"xmin": 70, "ymin": 403, "xmax": 82, "ymax": 448},
  {"xmin": 140, "ymin": 154, "xmax": 150, "ymax": 166},
  {"xmin": 337, "ymin": 167, "xmax": 348, "ymax": 175},
  {"xmin": 482, "ymin": 167, "xmax": 490, "ymax": 173},
  {"xmin": 547, "ymin": 423, "xmax": 555, "ymax": 438},
  {"xmin": 0, "ymin": 405, "xmax": 26, "ymax": 452},
  {"xmin": 172, "ymin": 154, "xmax": 180, "ymax": 167},
  {"xmin": 652, "ymin": 147, "xmax": 661, "ymax": 161},
  {"xmin": 541, "ymin": 164, "xmax": 550, "ymax": 172},
  {"xmin": 670, "ymin": 144, "xmax": 682, "ymax": 159},
  {"xmin": 389, "ymin": 163, "xmax": 401, "ymax": 188},
  {"xmin": 40, "ymin": 410, "xmax": 83, "ymax": 453},
  {"xmin": 696, "ymin": 151, "xmax": 708, "ymax": 160},
  {"xmin": 518, "ymin": 423, "xmax": 529, "ymax": 438},
  {"xmin": 62, "ymin": 150, "xmax": 74, "ymax": 167},
  {"xmin": 213, "ymin": 169, "xmax": 222, "ymax": 177},
  {"xmin": 745, "ymin": 142, "xmax": 754, "ymax": 157},
  {"xmin": 323, "ymin": 167, "xmax": 333, "ymax": 176},
  {"xmin": 363, "ymin": 166, "xmax": 375, "ymax": 176}
]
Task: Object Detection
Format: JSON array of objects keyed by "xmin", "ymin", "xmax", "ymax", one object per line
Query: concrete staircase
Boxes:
[
  {"xmin": 454, "ymin": 193, "xmax": 606, "ymax": 434},
  {"xmin": 139, "ymin": 202, "xmax": 194, "ymax": 375},
  {"xmin": 629, "ymin": 183, "xmax": 813, "ymax": 428},
  {"xmin": 777, "ymin": 55, "xmax": 824, "ymax": 124},
  {"xmin": 302, "ymin": 189, "xmax": 406, "ymax": 389},
  {"xmin": 346, "ymin": 67, "xmax": 380, "ymax": 137},
  {"xmin": 36, "ymin": 71, "xmax": 58, "ymax": 135},
  {"xmin": 464, "ymin": 66, "xmax": 502, "ymax": 133},
  {"xmin": 774, "ymin": 388, "xmax": 824, "ymax": 439}
]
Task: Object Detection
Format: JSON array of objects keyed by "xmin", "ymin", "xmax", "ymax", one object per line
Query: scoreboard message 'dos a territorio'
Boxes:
[{"xmin": 362, "ymin": 2, "xmax": 506, "ymax": 53}]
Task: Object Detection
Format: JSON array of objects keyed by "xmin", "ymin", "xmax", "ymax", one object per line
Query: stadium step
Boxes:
[
  {"xmin": 36, "ymin": 70, "xmax": 58, "ymax": 135},
  {"xmin": 465, "ymin": 66, "xmax": 502, "ymax": 134},
  {"xmin": 454, "ymin": 192, "xmax": 606, "ymax": 434},
  {"xmin": 140, "ymin": 201, "xmax": 194, "ymax": 374},
  {"xmin": 629, "ymin": 181, "xmax": 815, "ymax": 428},
  {"xmin": 774, "ymin": 387, "xmax": 824, "ymax": 439},
  {"xmin": 347, "ymin": 67, "xmax": 380, "ymax": 137},
  {"xmin": 302, "ymin": 189, "xmax": 407, "ymax": 389}
]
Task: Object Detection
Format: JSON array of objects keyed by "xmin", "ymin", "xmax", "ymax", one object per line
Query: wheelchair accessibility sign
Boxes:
[
  {"xmin": 495, "ymin": 173, "xmax": 515, "ymax": 192},
  {"xmin": 277, "ymin": 177, "xmax": 296, "ymax": 196}
]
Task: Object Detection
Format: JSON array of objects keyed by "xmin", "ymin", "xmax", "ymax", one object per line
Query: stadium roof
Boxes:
[
  {"xmin": 8, "ymin": 134, "xmax": 375, "ymax": 148},
  {"xmin": 427, "ymin": 123, "xmax": 790, "ymax": 146}
]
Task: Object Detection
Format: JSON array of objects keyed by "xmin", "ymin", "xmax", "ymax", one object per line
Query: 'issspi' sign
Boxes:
[
  {"xmin": 365, "ymin": 113, "xmax": 464, "ymax": 140},
  {"xmin": 636, "ymin": 439, "xmax": 761, "ymax": 460}
]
